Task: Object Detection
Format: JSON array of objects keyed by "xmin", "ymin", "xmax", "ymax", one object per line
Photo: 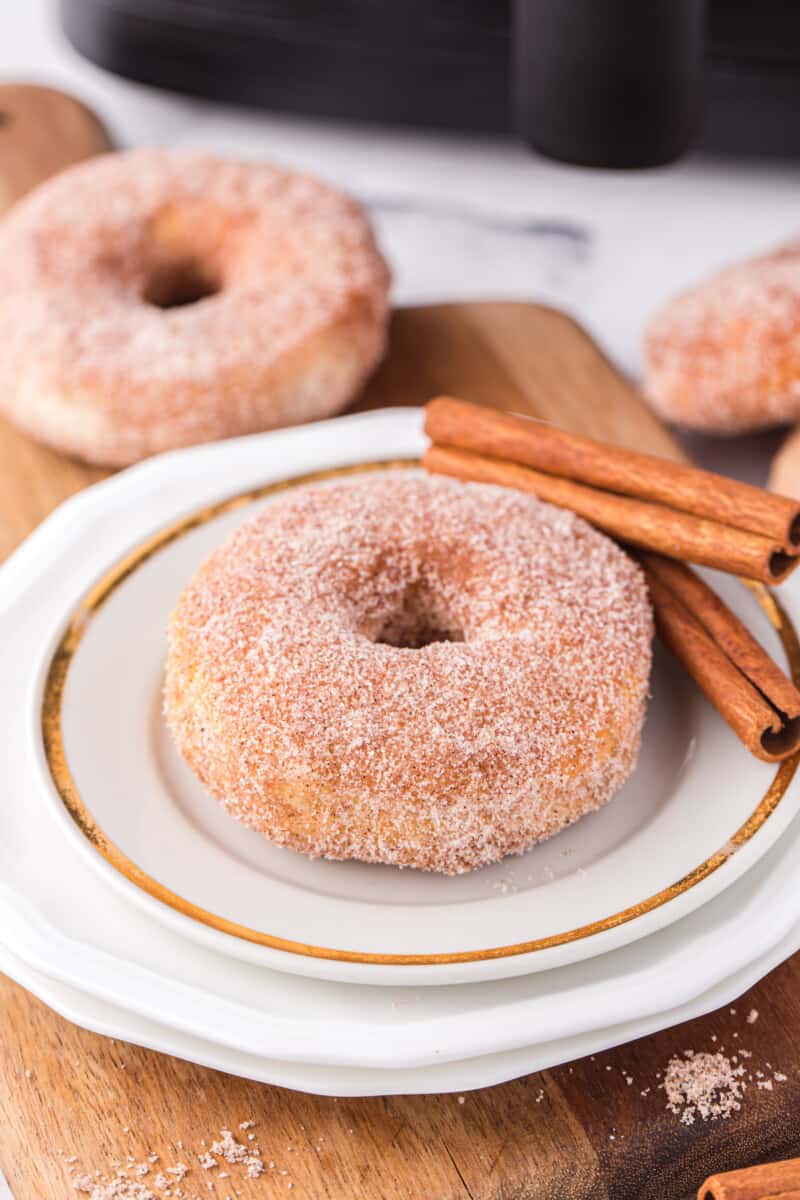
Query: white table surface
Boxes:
[{"xmin": 2, "ymin": 0, "xmax": 799, "ymax": 486}]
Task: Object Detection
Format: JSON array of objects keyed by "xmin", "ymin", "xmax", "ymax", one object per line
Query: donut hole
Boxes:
[
  {"xmin": 372, "ymin": 583, "xmax": 465, "ymax": 650},
  {"xmin": 376, "ymin": 619, "xmax": 464, "ymax": 650},
  {"xmin": 142, "ymin": 258, "xmax": 221, "ymax": 310}
]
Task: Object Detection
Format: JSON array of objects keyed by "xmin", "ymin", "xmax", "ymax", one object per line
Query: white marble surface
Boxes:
[{"xmin": 3, "ymin": 1, "xmax": 800, "ymax": 483}]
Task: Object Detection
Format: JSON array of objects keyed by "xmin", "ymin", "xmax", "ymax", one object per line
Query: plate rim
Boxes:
[
  {"xmin": 1, "ymin": 915, "xmax": 798, "ymax": 1097},
  {"xmin": 36, "ymin": 456, "xmax": 800, "ymax": 967}
]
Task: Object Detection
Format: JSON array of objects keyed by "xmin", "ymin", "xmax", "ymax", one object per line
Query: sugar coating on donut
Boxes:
[
  {"xmin": 0, "ymin": 148, "xmax": 390, "ymax": 464},
  {"xmin": 165, "ymin": 471, "xmax": 653, "ymax": 874},
  {"xmin": 645, "ymin": 244, "xmax": 800, "ymax": 433}
]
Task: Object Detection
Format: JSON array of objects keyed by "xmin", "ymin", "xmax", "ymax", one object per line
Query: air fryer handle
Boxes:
[{"xmin": 512, "ymin": 0, "xmax": 706, "ymax": 168}]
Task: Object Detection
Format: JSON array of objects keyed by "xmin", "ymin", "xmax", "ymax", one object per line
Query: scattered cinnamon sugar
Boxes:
[
  {"xmin": 210, "ymin": 1129, "xmax": 264, "ymax": 1180},
  {"xmin": 662, "ymin": 1050, "xmax": 746, "ymax": 1125},
  {"xmin": 572, "ymin": 1007, "xmax": 790, "ymax": 1134},
  {"xmin": 67, "ymin": 1119, "xmax": 278, "ymax": 1197},
  {"xmin": 73, "ymin": 1180, "xmax": 155, "ymax": 1200}
]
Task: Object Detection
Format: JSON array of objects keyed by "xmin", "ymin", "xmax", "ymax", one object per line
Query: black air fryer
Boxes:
[{"xmin": 61, "ymin": 0, "xmax": 800, "ymax": 167}]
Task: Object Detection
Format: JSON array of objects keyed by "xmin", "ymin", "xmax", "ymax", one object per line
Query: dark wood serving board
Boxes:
[{"xmin": 1, "ymin": 302, "xmax": 799, "ymax": 1200}]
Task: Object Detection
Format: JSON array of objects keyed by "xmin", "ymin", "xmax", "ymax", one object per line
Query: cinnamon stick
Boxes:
[
  {"xmin": 423, "ymin": 443, "xmax": 797, "ymax": 585},
  {"xmin": 425, "ymin": 395, "xmax": 800, "ymax": 547},
  {"xmin": 639, "ymin": 558, "xmax": 800, "ymax": 762},
  {"xmin": 699, "ymin": 1157, "xmax": 800, "ymax": 1200},
  {"xmin": 641, "ymin": 552, "xmax": 800, "ymax": 723}
]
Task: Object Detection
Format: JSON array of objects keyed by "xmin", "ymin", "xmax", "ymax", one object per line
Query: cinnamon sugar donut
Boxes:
[
  {"xmin": 644, "ymin": 243, "xmax": 800, "ymax": 434},
  {"xmin": 164, "ymin": 471, "xmax": 653, "ymax": 874},
  {"xmin": 0, "ymin": 149, "xmax": 389, "ymax": 465}
]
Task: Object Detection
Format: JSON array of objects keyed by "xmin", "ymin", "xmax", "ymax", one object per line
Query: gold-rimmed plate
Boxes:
[{"xmin": 32, "ymin": 415, "xmax": 800, "ymax": 985}]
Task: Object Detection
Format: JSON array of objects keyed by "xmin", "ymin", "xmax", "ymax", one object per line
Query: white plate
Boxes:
[
  {"xmin": 3, "ymin": 791, "xmax": 800, "ymax": 1073},
  {"xmin": 4, "ymin": 520, "xmax": 800, "ymax": 1070},
  {"xmin": 21, "ymin": 410, "xmax": 800, "ymax": 984},
  {"xmin": 1, "ymin": 915, "xmax": 796, "ymax": 1098}
]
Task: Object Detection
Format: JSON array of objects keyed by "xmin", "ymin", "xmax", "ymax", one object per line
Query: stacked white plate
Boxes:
[{"xmin": 4, "ymin": 408, "xmax": 800, "ymax": 1096}]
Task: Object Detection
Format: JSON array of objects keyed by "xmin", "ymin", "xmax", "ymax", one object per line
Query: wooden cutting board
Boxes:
[
  {"xmin": 1, "ymin": 302, "xmax": 799, "ymax": 1200},
  {"xmin": 0, "ymin": 82, "xmax": 111, "ymax": 217}
]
